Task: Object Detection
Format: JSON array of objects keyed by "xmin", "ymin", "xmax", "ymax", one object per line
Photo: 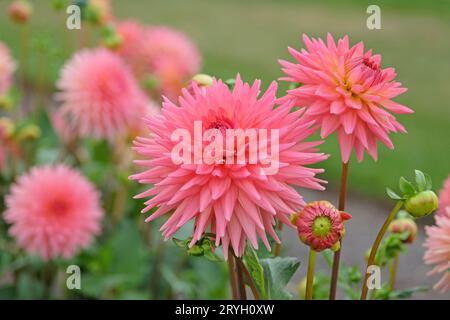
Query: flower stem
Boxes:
[
  {"xmin": 227, "ymin": 249, "xmax": 239, "ymax": 299},
  {"xmin": 306, "ymin": 248, "xmax": 317, "ymax": 300},
  {"xmin": 361, "ymin": 201, "xmax": 403, "ymax": 300},
  {"xmin": 236, "ymin": 257, "xmax": 260, "ymax": 300},
  {"xmin": 274, "ymin": 221, "xmax": 283, "ymax": 257},
  {"xmin": 329, "ymin": 161, "xmax": 349, "ymax": 300},
  {"xmin": 389, "ymin": 253, "xmax": 399, "ymax": 290},
  {"xmin": 235, "ymin": 254, "xmax": 247, "ymax": 300},
  {"xmin": 20, "ymin": 24, "xmax": 29, "ymax": 95}
]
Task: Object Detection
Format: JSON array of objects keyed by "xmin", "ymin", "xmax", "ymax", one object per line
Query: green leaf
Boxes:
[
  {"xmin": 260, "ymin": 257, "xmax": 300, "ymax": 300},
  {"xmin": 173, "ymin": 238, "xmax": 188, "ymax": 249},
  {"xmin": 414, "ymin": 170, "xmax": 427, "ymax": 192},
  {"xmin": 386, "ymin": 187, "xmax": 402, "ymax": 200},
  {"xmin": 187, "ymin": 245, "xmax": 204, "ymax": 256},
  {"xmin": 399, "ymin": 177, "xmax": 416, "ymax": 197},
  {"xmin": 243, "ymin": 244, "xmax": 266, "ymax": 299},
  {"xmin": 225, "ymin": 79, "xmax": 236, "ymax": 89}
]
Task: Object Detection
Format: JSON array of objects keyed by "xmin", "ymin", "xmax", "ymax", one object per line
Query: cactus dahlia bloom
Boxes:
[
  {"xmin": 292, "ymin": 201, "xmax": 352, "ymax": 252},
  {"xmin": 3, "ymin": 165, "xmax": 103, "ymax": 261},
  {"xmin": 438, "ymin": 175, "xmax": 450, "ymax": 216},
  {"xmin": 424, "ymin": 209, "xmax": 450, "ymax": 292},
  {"xmin": 279, "ymin": 33, "xmax": 413, "ymax": 163},
  {"xmin": 131, "ymin": 75, "xmax": 328, "ymax": 258},
  {"xmin": 0, "ymin": 41, "xmax": 16, "ymax": 97},
  {"xmin": 56, "ymin": 49, "xmax": 150, "ymax": 139}
]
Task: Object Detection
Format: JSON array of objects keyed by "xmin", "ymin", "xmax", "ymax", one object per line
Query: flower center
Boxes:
[{"xmin": 312, "ymin": 216, "xmax": 332, "ymax": 238}]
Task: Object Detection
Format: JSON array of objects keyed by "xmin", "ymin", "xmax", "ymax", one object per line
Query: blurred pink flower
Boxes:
[
  {"xmin": 131, "ymin": 75, "xmax": 328, "ymax": 257},
  {"xmin": 424, "ymin": 210, "xmax": 450, "ymax": 293},
  {"xmin": 8, "ymin": 0, "xmax": 32, "ymax": 24},
  {"xmin": 0, "ymin": 41, "xmax": 16, "ymax": 97},
  {"xmin": 439, "ymin": 175, "xmax": 450, "ymax": 216},
  {"xmin": 293, "ymin": 200, "xmax": 351, "ymax": 252},
  {"xmin": 56, "ymin": 48, "xmax": 150, "ymax": 139},
  {"xmin": 88, "ymin": 0, "xmax": 113, "ymax": 26},
  {"xmin": 116, "ymin": 23, "xmax": 201, "ymax": 101},
  {"xmin": 3, "ymin": 165, "xmax": 103, "ymax": 261},
  {"xmin": 279, "ymin": 33, "xmax": 413, "ymax": 163}
]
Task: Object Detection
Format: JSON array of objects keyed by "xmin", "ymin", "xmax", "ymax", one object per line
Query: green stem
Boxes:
[
  {"xmin": 361, "ymin": 201, "xmax": 403, "ymax": 300},
  {"xmin": 306, "ymin": 248, "xmax": 316, "ymax": 300},
  {"xmin": 329, "ymin": 161, "xmax": 349, "ymax": 300},
  {"xmin": 389, "ymin": 253, "xmax": 399, "ymax": 290}
]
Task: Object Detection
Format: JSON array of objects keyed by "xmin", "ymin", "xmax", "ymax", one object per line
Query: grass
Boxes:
[{"xmin": 0, "ymin": 0, "xmax": 449, "ymax": 199}]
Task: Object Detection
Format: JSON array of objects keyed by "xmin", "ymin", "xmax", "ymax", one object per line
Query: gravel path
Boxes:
[{"xmin": 281, "ymin": 189, "xmax": 448, "ymax": 300}]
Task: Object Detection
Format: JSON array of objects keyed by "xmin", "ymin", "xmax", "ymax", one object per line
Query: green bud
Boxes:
[
  {"xmin": 0, "ymin": 117, "xmax": 15, "ymax": 138},
  {"xmin": 404, "ymin": 190, "xmax": 438, "ymax": 218},
  {"xmin": 191, "ymin": 74, "xmax": 214, "ymax": 87},
  {"xmin": 17, "ymin": 124, "xmax": 41, "ymax": 141}
]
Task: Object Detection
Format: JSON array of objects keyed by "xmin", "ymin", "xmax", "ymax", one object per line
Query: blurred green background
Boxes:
[{"xmin": 1, "ymin": 0, "xmax": 449, "ymax": 198}]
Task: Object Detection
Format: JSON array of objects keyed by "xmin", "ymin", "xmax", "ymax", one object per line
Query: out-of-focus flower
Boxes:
[
  {"xmin": 131, "ymin": 75, "xmax": 328, "ymax": 258},
  {"xmin": 0, "ymin": 117, "xmax": 15, "ymax": 171},
  {"xmin": 115, "ymin": 22, "xmax": 201, "ymax": 101},
  {"xmin": 0, "ymin": 41, "xmax": 16, "ymax": 97},
  {"xmin": 424, "ymin": 209, "xmax": 450, "ymax": 293},
  {"xmin": 279, "ymin": 33, "xmax": 413, "ymax": 163},
  {"xmin": 439, "ymin": 175, "xmax": 450, "ymax": 216},
  {"xmin": 86, "ymin": 0, "xmax": 113, "ymax": 26},
  {"xmin": 8, "ymin": 0, "xmax": 32, "ymax": 24},
  {"xmin": 292, "ymin": 200, "xmax": 351, "ymax": 252},
  {"xmin": 16, "ymin": 123, "xmax": 41, "ymax": 141},
  {"xmin": 3, "ymin": 165, "xmax": 103, "ymax": 261},
  {"xmin": 388, "ymin": 215, "xmax": 417, "ymax": 244},
  {"xmin": 56, "ymin": 48, "xmax": 150, "ymax": 139}
]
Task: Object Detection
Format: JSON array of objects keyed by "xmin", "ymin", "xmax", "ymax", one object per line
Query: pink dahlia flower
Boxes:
[
  {"xmin": 117, "ymin": 24, "xmax": 201, "ymax": 101},
  {"xmin": 279, "ymin": 33, "xmax": 413, "ymax": 163},
  {"xmin": 0, "ymin": 41, "xmax": 16, "ymax": 97},
  {"xmin": 424, "ymin": 210, "xmax": 450, "ymax": 292},
  {"xmin": 131, "ymin": 75, "xmax": 328, "ymax": 257},
  {"xmin": 3, "ymin": 165, "xmax": 103, "ymax": 261},
  {"xmin": 56, "ymin": 48, "xmax": 150, "ymax": 139},
  {"xmin": 292, "ymin": 200, "xmax": 351, "ymax": 252},
  {"xmin": 438, "ymin": 175, "xmax": 450, "ymax": 216}
]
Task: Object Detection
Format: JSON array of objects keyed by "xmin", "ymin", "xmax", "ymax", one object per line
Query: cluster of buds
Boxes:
[
  {"xmin": 387, "ymin": 170, "xmax": 439, "ymax": 218},
  {"xmin": 291, "ymin": 201, "xmax": 352, "ymax": 252},
  {"xmin": 101, "ymin": 25, "xmax": 123, "ymax": 50},
  {"xmin": 84, "ymin": 0, "xmax": 113, "ymax": 26},
  {"xmin": 8, "ymin": 0, "xmax": 33, "ymax": 24}
]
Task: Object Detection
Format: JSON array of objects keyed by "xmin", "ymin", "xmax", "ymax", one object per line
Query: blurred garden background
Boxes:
[{"xmin": 0, "ymin": 0, "xmax": 449, "ymax": 299}]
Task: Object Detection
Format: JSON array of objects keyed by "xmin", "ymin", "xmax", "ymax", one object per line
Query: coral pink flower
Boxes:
[
  {"xmin": 56, "ymin": 48, "xmax": 150, "ymax": 139},
  {"xmin": 8, "ymin": 0, "xmax": 32, "ymax": 24},
  {"xmin": 116, "ymin": 24, "xmax": 201, "ymax": 101},
  {"xmin": 131, "ymin": 75, "xmax": 328, "ymax": 257},
  {"xmin": 438, "ymin": 175, "xmax": 450, "ymax": 216},
  {"xmin": 3, "ymin": 165, "xmax": 103, "ymax": 261},
  {"xmin": 424, "ymin": 209, "xmax": 450, "ymax": 292},
  {"xmin": 0, "ymin": 41, "xmax": 16, "ymax": 97},
  {"xmin": 292, "ymin": 201, "xmax": 351, "ymax": 252},
  {"xmin": 279, "ymin": 33, "xmax": 413, "ymax": 163}
]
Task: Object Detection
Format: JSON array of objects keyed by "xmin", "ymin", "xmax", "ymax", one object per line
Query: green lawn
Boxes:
[{"xmin": 1, "ymin": 0, "xmax": 449, "ymax": 198}]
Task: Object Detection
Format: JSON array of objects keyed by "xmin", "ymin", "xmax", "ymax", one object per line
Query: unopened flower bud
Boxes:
[
  {"xmin": 405, "ymin": 190, "xmax": 438, "ymax": 218},
  {"xmin": 0, "ymin": 117, "xmax": 15, "ymax": 138},
  {"xmin": 294, "ymin": 201, "xmax": 351, "ymax": 252},
  {"xmin": 8, "ymin": 0, "xmax": 33, "ymax": 24},
  {"xmin": 52, "ymin": 0, "xmax": 66, "ymax": 11},
  {"xmin": 388, "ymin": 216, "xmax": 418, "ymax": 244},
  {"xmin": 17, "ymin": 124, "xmax": 41, "ymax": 141},
  {"xmin": 191, "ymin": 74, "xmax": 214, "ymax": 88}
]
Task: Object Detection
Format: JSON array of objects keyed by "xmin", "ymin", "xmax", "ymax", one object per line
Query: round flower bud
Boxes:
[
  {"xmin": 8, "ymin": 0, "xmax": 33, "ymax": 24},
  {"xmin": 405, "ymin": 190, "xmax": 438, "ymax": 218},
  {"xmin": 16, "ymin": 124, "xmax": 41, "ymax": 141},
  {"xmin": 0, "ymin": 117, "xmax": 15, "ymax": 138},
  {"xmin": 292, "ymin": 201, "xmax": 352, "ymax": 252},
  {"xmin": 388, "ymin": 217, "xmax": 418, "ymax": 244},
  {"xmin": 191, "ymin": 74, "xmax": 214, "ymax": 88}
]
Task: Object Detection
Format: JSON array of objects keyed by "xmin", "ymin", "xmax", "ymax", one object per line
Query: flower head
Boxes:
[
  {"xmin": 0, "ymin": 41, "xmax": 16, "ymax": 97},
  {"xmin": 117, "ymin": 24, "xmax": 201, "ymax": 101},
  {"xmin": 439, "ymin": 175, "xmax": 450, "ymax": 216},
  {"xmin": 280, "ymin": 33, "xmax": 413, "ymax": 162},
  {"xmin": 86, "ymin": 0, "xmax": 113, "ymax": 26},
  {"xmin": 56, "ymin": 48, "xmax": 150, "ymax": 139},
  {"xmin": 3, "ymin": 165, "xmax": 103, "ymax": 261},
  {"xmin": 292, "ymin": 200, "xmax": 351, "ymax": 252},
  {"xmin": 424, "ymin": 209, "xmax": 450, "ymax": 293},
  {"xmin": 131, "ymin": 75, "xmax": 328, "ymax": 257},
  {"xmin": 8, "ymin": 0, "xmax": 32, "ymax": 24}
]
